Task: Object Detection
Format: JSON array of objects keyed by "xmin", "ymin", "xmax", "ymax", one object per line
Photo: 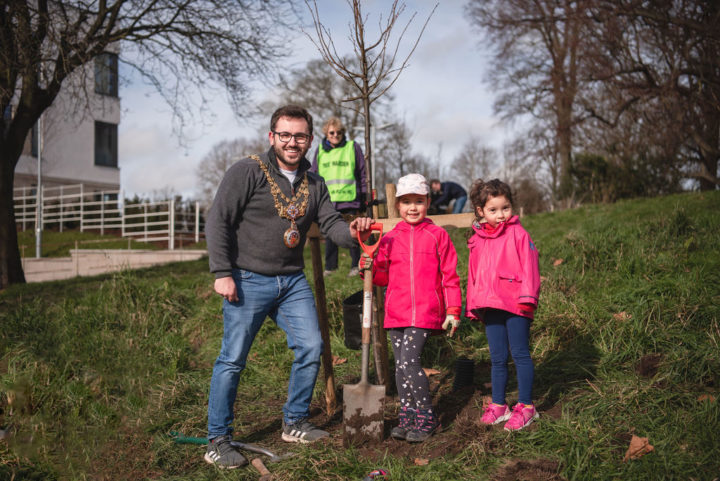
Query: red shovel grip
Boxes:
[{"xmin": 357, "ymin": 222, "xmax": 383, "ymax": 257}]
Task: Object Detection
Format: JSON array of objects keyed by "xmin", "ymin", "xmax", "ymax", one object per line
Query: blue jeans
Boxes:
[
  {"xmin": 484, "ymin": 309, "xmax": 534, "ymax": 405},
  {"xmin": 452, "ymin": 196, "xmax": 467, "ymax": 214},
  {"xmin": 207, "ymin": 269, "xmax": 323, "ymax": 439}
]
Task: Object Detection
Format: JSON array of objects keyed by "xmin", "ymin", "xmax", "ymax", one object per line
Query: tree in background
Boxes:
[
  {"xmin": 501, "ymin": 138, "xmax": 550, "ymax": 214},
  {"xmin": 466, "ymin": 0, "xmax": 593, "ymax": 204},
  {"xmin": 586, "ymin": 0, "xmax": 719, "ymax": 191},
  {"xmin": 467, "ymin": 0, "xmax": 719, "ymax": 204},
  {"xmin": 0, "ymin": 1, "xmax": 299, "ymax": 286},
  {"xmin": 195, "ymin": 137, "xmax": 268, "ymax": 209},
  {"xmin": 272, "ymin": 58, "xmax": 395, "ymax": 141},
  {"xmin": 374, "ymin": 120, "xmax": 412, "ymax": 188},
  {"xmin": 305, "ymin": 0, "xmax": 436, "ymax": 195},
  {"xmin": 450, "ymin": 136, "xmax": 497, "ymax": 189}
]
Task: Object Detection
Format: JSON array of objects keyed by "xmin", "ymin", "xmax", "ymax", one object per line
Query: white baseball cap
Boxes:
[{"xmin": 395, "ymin": 173, "xmax": 429, "ymax": 197}]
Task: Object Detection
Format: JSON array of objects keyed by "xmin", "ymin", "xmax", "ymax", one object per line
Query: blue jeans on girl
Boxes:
[{"xmin": 484, "ymin": 309, "xmax": 534, "ymax": 406}]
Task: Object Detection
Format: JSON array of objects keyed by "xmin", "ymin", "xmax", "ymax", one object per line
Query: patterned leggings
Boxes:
[{"xmin": 389, "ymin": 327, "xmax": 432, "ymax": 411}]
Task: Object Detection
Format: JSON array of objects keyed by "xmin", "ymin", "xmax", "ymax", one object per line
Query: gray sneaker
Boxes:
[
  {"xmin": 281, "ymin": 419, "xmax": 329, "ymax": 443},
  {"xmin": 347, "ymin": 267, "xmax": 360, "ymax": 277},
  {"xmin": 204, "ymin": 435, "xmax": 248, "ymax": 469}
]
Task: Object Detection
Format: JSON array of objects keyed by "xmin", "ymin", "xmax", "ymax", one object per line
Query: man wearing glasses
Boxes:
[
  {"xmin": 204, "ymin": 105, "xmax": 374, "ymax": 469},
  {"xmin": 310, "ymin": 117, "xmax": 368, "ymax": 277}
]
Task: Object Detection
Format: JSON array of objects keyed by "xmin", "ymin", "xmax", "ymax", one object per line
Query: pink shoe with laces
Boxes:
[
  {"xmin": 480, "ymin": 403, "xmax": 511, "ymax": 425},
  {"xmin": 504, "ymin": 403, "xmax": 539, "ymax": 431}
]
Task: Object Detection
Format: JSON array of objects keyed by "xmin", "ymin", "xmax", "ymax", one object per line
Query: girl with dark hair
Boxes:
[{"xmin": 466, "ymin": 178, "xmax": 541, "ymax": 431}]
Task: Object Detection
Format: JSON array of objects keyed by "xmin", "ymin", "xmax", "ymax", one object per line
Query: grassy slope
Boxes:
[{"xmin": 1, "ymin": 191, "xmax": 719, "ymax": 480}]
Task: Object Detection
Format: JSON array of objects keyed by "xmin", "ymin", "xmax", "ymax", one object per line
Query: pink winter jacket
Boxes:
[
  {"xmin": 465, "ymin": 216, "xmax": 540, "ymax": 321},
  {"xmin": 371, "ymin": 218, "xmax": 462, "ymax": 330}
]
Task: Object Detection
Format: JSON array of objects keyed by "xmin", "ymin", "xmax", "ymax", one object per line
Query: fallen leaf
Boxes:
[
  {"xmin": 540, "ymin": 276, "xmax": 549, "ymax": 282},
  {"xmin": 423, "ymin": 368, "xmax": 441, "ymax": 377},
  {"xmin": 414, "ymin": 458, "xmax": 429, "ymax": 466},
  {"xmin": 623, "ymin": 435, "xmax": 654, "ymax": 462},
  {"xmin": 332, "ymin": 356, "xmax": 347, "ymax": 366},
  {"xmin": 481, "ymin": 395, "xmax": 493, "ymax": 407},
  {"xmin": 698, "ymin": 394, "xmax": 716, "ymax": 403},
  {"xmin": 483, "ymin": 383, "xmax": 493, "ymax": 390},
  {"xmin": 553, "ymin": 258, "xmax": 564, "ymax": 266},
  {"xmin": 613, "ymin": 311, "xmax": 632, "ymax": 321}
]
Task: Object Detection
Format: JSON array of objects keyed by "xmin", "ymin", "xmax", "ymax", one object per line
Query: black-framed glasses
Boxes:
[
  {"xmin": 272, "ymin": 131, "xmax": 311, "ymax": 145},
  {"xmin": 327, "ymin": 130, "xmax": 344, "ymax": 136}
]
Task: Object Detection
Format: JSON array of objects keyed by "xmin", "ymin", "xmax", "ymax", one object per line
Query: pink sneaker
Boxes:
[
  {"xmin": 504, "ymin": 403, "xmax": 539, "ymax": 431},
  {"xmin": 480, "ymin": 403, "xmax": 511, "ymax": 425}
]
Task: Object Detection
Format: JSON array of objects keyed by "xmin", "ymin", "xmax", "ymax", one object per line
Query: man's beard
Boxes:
[{"xmin": 273, "ymin": 142, "xmax": 308, "ymax": 168}]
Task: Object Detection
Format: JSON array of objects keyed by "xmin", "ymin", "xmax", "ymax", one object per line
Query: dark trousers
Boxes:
[
  {"xmin": 325, "ymin": 208, "xmax": 361, "ymax": 271},
  {"xmin": 389, "ymin": 327, "xmax": 432, "ymax": 410}
]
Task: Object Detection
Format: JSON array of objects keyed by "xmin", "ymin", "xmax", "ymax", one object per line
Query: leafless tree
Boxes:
[
  {"xmin": 270, "ymin": 58, "xmax": 395, "ymax": 141},
  {"xmin": 0, "ymin": 0, "xmax": 300, "ymax": 286},
  {"xmin": 305, "ymin": 0, "xmax": 437, "ymax": 193},
  {"xmin": 586, "ymin": 0, "xmax": 720, "ymax": 190},
  {"xmin": 451, "ymin": 136, "xmax": 497, "ymax": 188},
  {"xmin": 466, "ymin": 0, "xmax": 596, "ymax": 203},
  {"xmin": 195, "ymin": 137, "xmax": 268, "ymax": 209}
]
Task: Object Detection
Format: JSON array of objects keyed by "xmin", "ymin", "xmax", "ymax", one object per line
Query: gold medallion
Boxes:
[{"xmin": 284, "ymin": 225, "xmax": 301, "ymax": 248}]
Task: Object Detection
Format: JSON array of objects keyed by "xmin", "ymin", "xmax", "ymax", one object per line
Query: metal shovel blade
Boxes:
[{"xmin": 343, "ymin": 378, "xmax": 385, "ymax": 444}]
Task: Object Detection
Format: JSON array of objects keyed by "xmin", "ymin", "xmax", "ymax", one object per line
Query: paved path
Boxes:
[{"xmin": 22, "ymin": 249, "xmax": 207, "ymax": 283}]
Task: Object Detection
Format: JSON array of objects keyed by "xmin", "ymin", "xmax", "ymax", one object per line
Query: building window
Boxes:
[
  {"xmin": 95, "ymin": 121, "xmax": 118, "ymax": 167},
  {"xmin": 94, "ymin": 52, "xmax": 118, "ymax": 97}
]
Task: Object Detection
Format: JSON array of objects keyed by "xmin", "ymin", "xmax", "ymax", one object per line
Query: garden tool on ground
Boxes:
[{"xmin": 169, "ymin": 431, "xmax": 293, "ymax": 463}]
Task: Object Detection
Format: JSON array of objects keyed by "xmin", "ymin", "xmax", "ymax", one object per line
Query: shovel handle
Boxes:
[
  {"xmin": 251, "ymin": 458, "xmax": 271, "ymax": 476},
  {"xmin": 357, "ymin": 223, "xmax": 383, "ymax": 257}
]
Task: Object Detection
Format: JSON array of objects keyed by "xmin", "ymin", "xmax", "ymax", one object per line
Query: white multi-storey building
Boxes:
[{"xmin": 13, "ymin": 51, "xmax": 121, "ymax": 194}]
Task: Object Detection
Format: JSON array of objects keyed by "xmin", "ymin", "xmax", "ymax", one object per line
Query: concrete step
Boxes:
[{"xmin": 22, "ymin": 249, "xmax": 207, "ymax": 283}]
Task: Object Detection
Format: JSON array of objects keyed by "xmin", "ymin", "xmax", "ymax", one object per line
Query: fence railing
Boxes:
[{"xmin": 14, "ymin": 184, "xmax": 205, "ymax": 249}]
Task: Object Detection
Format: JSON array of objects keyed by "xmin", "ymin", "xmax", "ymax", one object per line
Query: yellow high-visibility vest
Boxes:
[{"xmin": 317, "ymin": 140, "xmax": 357, "ymax": 202}]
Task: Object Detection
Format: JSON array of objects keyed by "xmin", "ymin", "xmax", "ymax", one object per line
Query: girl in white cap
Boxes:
[{"xmin": 360, "ymin": 173, "xmax": 462, "ymax": 442}]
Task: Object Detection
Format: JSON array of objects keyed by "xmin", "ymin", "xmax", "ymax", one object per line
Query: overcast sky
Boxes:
[{"xmin": 118, "ymin": 0, "xmax": 511, "ymax": 199}]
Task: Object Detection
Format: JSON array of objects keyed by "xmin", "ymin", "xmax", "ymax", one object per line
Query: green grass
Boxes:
[
  {"xmin": 2, "ymin": 191, "xmax": 719, "ymax": 480},
  {"xmin": 16, "ymin": 229, "xmax": 206, "ymax": 258}
]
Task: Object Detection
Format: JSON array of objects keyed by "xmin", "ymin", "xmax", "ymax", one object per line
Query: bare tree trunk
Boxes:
[
  {"xmin": 0, "ymin": 151, "xmax": 26, "ymax": 288},
  {"xmin": 557, "ymin": 103, "xmax": 574, "ymax": 200}
]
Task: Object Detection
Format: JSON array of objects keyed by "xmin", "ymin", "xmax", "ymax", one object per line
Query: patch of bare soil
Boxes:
[
  {"xmin": 491, "ymin": 458, "xmax": 565, "ymax": 481},
  {"xmin": 542, "ymin": 401, "xmax": 563, "ymax": 420},
  {"xmin": 315, "ymin": 387, "xmax": 502, "ymax": 463},
  {"xmin": 636, "ymin": 353, "xmax": 663, "ymax": 377}
]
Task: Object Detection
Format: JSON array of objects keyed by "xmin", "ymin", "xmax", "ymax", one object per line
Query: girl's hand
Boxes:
[
  {"xmin": 442, "ymin": 314, "xmax": 460, "ymax": 337},
  {"xmin": 358, "ymin": 254, "xmax": 373, "ymax": 271}
]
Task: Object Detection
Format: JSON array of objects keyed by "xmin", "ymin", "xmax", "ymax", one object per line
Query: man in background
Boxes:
[{"xmin": 430, "ymin": 179, "xmax": 467, "ymax": 214}]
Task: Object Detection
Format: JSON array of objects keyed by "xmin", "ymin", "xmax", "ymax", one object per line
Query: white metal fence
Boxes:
[{"xmin": 14, "ymin": 184, "xmax": 205, "ymax": 249}]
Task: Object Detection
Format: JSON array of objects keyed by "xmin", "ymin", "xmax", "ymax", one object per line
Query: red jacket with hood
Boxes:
[
  {"xmin": 465, "ymin": 215, "xmax": 540, "ymax": 321},
  {"xmin": 371, "ymin": 218, "xmax": 462, "ymax": 330}
]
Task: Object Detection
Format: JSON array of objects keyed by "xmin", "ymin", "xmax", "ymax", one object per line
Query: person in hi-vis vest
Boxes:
[{"xmin": 310, "ymin": 117, "xmax": 368, "ymax": 277}]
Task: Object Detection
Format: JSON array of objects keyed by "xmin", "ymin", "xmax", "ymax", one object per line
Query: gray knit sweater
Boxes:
[{"xmin": 205, "ymin": 148, "xmax": 356, "ymax": 278}]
